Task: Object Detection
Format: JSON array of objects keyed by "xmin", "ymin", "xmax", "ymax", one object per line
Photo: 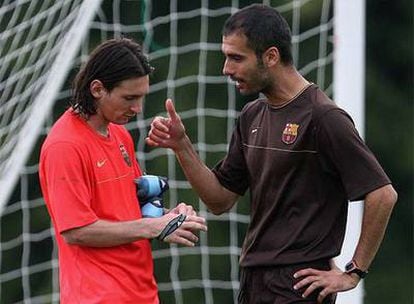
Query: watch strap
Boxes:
[{"xmin": 345, "ymin": 260, "xmax": 368, "ymax": 279}]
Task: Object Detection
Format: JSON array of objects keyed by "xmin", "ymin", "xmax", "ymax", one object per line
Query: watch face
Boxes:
[
  {"xmin": 345, "ymin": 261, "xmax": 355, "ymax": 271},
  {"xmin": 345, "ymin": 261, "xmax": 367, "ymax": 278}
]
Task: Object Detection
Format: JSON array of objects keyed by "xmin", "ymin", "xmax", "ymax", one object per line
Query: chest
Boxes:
[
  {"xmin": 77, "ymin": 132, "xmax": 138, "ymax": 191},
  {"xmin": 241, "ymin": 107, "xmax": 317, "ymax": 176},
  {"xmin": 84, "ymin": 136, "xmax": 140, "ymax": 219}
]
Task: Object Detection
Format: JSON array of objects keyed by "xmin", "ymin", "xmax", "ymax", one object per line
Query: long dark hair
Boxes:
[
  {"xmin": 223, "ymin": 4, "xmax": 293, "ymax": 65},
  {"xmin": 71, "ymin": 38, "xmax": 154, "ymax": 116}
]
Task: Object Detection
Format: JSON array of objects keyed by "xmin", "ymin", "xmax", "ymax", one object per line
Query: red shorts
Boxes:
[{"xmin": 238, "ymin": 259, "xmax": 336, "ymax": 304}]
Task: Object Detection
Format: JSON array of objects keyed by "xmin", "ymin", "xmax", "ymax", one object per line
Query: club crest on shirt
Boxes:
[
  {"xmin": 282, "ymin": 123, "xmax": 299, "ymax": 144},
  {"xmin": 119, "ymin": 144, "xmax": 132, "ymax": 166}
]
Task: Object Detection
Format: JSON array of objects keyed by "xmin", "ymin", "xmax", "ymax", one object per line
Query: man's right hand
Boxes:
[
  {"xmin": 146, "ymin": 99, "xmax": 187, "ymax": 152},
  {"xmin": 146, "ymin": 98, "xmax": 239, "ymax": 215}
]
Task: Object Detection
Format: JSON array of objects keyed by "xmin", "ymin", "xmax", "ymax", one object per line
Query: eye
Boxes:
[
  {"xmin": 229, "ymin": 54, "xmax": 243, "ymax": 62},
  {"xmin": 124, "ymin": 96, "xmax": 137, "ymax": 102}
]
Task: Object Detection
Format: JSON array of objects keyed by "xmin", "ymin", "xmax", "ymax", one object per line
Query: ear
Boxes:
[
  {"xmin": 262, "ymin": 47, "xmax": 280, "ymax": 68},
  {"xmin": 90, "ymin": 80, "xmax": 106, "ymax": 99}
]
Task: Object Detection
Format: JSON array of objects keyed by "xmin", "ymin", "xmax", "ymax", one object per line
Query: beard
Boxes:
[{"xmin": 238, "ymin": 71, "xmax": 272, "ymax": 96}]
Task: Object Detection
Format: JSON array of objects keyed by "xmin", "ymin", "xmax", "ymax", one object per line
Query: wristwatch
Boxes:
[{"xmin": 345, "ymin": 260, "xmax": 368, "ymax": 279}]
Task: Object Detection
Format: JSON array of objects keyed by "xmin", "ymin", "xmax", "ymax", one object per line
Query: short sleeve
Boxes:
[
  {"xmin": 316, "ymin": 109, "xmax": 391, "ymax": 201},
  {"xmin": 212, "ymin": 120, "xmax": 249, "ymax": 195},
  {"xmin": 41, "ymin": 142, "xmax": 98, "ymax": 233}
]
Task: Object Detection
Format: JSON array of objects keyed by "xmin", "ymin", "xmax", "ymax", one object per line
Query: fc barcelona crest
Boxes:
[
  {"xmin": 119, "ymin": 144, "xmax": 132, "ymax": 166},
  {"xmin": 282, "ymin": 123, "xmax": 299, "ymax": 144}
]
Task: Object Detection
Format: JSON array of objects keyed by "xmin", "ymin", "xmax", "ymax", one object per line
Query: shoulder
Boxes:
[
  {"xmin": 306, "ymin": 85, "xmax": 354, "ymax": 126},
  {"xmin": 307, "ymin": 85, "xmax": 337, "ymax": 115},
  {"xmin": 238, "ymin": 98, "xmax": 267, "ymax": 120},
  {"xmin": 41, "ymin": 110, "xmax": 114, "ymax": 161},
  {"xmin": 42, "ymin": 111, "xmax": 86, "ymax": 150}
]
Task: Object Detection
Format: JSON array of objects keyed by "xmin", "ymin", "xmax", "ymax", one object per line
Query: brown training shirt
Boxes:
[{"xmin": 212, "ymin": 84, "xmax": 391, "ymax": 267}]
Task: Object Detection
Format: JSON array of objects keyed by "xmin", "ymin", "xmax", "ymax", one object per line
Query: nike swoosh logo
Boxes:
[{"xmin": 97, "ymin": 159, "xmax": 107, "ymax": 168}]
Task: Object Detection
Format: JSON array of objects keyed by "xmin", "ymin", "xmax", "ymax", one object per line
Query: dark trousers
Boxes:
[{"xmin": 238, "ymin": 259, "xmax": 336, "ymax": 304}]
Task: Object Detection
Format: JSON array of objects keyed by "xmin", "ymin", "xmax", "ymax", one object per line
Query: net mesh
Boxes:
[{"xmin": 0, "ymin": 1, "xmax": 334, "ymax": 303}]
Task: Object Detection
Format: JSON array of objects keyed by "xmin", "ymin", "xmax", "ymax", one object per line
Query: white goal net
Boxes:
[{"xmin": 0, "ymin": 1, "xmax": 363, "ymax": 303}]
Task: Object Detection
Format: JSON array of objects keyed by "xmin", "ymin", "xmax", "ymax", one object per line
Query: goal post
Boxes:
[
  {"xmin": 334, "ymin": 1, "xmax": 365, "ymax": 303},
  {"xmin": 0, "ymin": 1, "xmax": 365, "ymax": 303}
]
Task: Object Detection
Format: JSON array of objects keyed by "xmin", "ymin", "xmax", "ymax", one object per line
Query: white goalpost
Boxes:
[
  {"xmin": 0, "ymin": 1, "xmax": 364, "ymax": 303},
  {"xmin": 334, "ymin": 1, "xmax": 365, "ymax": 303}
]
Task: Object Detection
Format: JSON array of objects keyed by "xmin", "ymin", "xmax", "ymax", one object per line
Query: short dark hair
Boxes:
[
  {"xmin": 71, "ymin": 38, "xmax": 154, "ymax": 116},
  {"xmin": 223, "ymin": 4, "xmax": 293, "ymax": 65}
]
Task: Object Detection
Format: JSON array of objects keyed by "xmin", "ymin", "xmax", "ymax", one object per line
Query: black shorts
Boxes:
[{"xmin": 238, "ymin": 259, "xmax": 336, "ymax": 304}]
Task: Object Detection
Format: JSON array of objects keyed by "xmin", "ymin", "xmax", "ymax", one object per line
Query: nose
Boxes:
[
  {"xmin": 222, "ymin": 59, "xmax": 232, "ymax": 76},
  {"xmin": 130, "ymin": 100, "xmax": 142, "ymax": 114}
]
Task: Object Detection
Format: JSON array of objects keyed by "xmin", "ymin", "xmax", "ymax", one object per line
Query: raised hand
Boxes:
[{"xmin": 146, "ymin": 99, "xmax": 187, "ymax": 151}]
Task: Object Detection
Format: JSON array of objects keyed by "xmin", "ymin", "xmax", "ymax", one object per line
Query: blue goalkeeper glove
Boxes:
[{"xmin": 135, "ymin": 175, "xmax": 169, "ymax": 218}]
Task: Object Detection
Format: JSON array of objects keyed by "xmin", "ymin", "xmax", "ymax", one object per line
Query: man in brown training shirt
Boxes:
[{"xmin": 146, "ymin": 4, "xmax": 397, "ymax": 304}]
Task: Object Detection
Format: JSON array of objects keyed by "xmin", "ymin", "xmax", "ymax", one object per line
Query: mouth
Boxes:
[
  {"xmin": 229, "ymin": 77, "xmax": 243, "ymax": 88},
  {"xmin": 124, "ymin": 114, "xmax": 136, "ymax": 119},
  {"xmin": 232, "ymin": 79, "xmax": 245, "ymax": 90}
]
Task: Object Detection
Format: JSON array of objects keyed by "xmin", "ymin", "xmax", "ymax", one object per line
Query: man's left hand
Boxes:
[{"xmin": 293, "ymin": 265, "xmax": 359, "ymax": 303}]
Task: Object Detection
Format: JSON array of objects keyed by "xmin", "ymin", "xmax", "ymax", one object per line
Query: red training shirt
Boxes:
[{"xmin": 39, "ymin": 110, "xmax": 158, "ymax": 304}]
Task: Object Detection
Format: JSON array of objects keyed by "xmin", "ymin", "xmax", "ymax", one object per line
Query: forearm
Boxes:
[
  {"xmin": 62, "ymin": 218, "xmax": 155, "ymax": 247},
  {"xmin": 293, "ymin": 186, "xmax": 396, "ymax": 300},
  {"xmin": 352, "ymin": 184, "xmax": 397, "ymax": 270},
  {"xmin": 146, "ymin": 99, "xmax": 238, "ymax": 214},
  {"xmin": 175, "ymin": 135, "xmax": 238, "ymax": 214}
]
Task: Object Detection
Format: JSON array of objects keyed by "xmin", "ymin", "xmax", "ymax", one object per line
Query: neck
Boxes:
[
  {"xmin": 84, "ymin": 114, "xmax": 109, "ymax": 137},
  {"xmin": 264, "ymin": 67, "xmax": 310, "ymax": 107}
]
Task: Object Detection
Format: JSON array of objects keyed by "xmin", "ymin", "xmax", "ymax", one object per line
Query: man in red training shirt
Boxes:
[{"xmin": 39, "ymin": 38, "xmax": 207, "ymax": 304}]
